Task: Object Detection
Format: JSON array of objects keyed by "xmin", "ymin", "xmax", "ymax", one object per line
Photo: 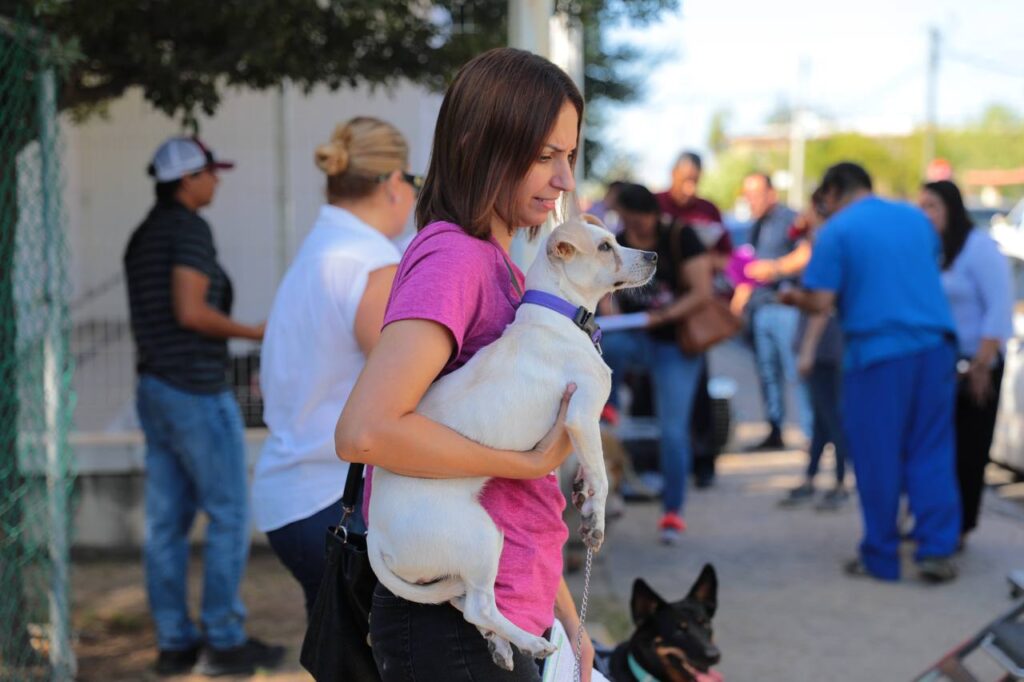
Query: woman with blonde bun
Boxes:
[{"xmin": 252, "ymin": 117, "xmax": 419, "ymax": 615}]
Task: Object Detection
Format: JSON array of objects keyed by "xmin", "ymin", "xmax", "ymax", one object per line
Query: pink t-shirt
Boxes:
[{"xmin": 365, "ymin": 221, "xmax": 569, "ymax": 636}]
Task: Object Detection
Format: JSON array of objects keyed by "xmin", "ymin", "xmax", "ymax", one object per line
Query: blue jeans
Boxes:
[
  {"xmin": 806, "ymin": 362, "xmax": 847, "ymax": 485},
  {"xmin": 602, "ymin": 331, "xmax": 704, "ymax": 514},
  {"xmin": 136, "ymin": 374, "xmax": 249, "ymax": 650},
  {"xmin": 752, "ymin": 303, "xmax": 811, "ymax": 435},
  {"xmin": 843, "ymin": 344, "xmax": 961, "ymax": 580},
  {"xmin": 266, "ymin": 490, "xmax": 366, "ymax": 621}
]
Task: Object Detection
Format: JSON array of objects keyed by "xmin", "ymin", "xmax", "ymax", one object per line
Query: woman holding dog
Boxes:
[
  {"xmin": 253, "ymin": 117, "xmax": 416, "ymax": 616},
  {"xmin": 336, "ymin": 49, "xmax": 594, "ymax": 681}
]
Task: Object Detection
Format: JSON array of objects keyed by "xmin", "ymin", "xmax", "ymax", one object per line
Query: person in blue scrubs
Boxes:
[{"xmin": 781, "ymin": 163, "xmax": 961, "ymax": 583}]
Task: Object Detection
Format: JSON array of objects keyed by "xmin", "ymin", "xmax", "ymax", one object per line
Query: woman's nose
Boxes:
[{"xmin": 553, "ymin": 161, "xmax": 576, "ymax": 193}]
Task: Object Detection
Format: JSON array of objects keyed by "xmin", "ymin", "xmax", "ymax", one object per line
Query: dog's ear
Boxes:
[
  {"xmin": 630, "ymin": 578, "xmax": 666, "ymax": 625},
  {"xmin": 685, "ymin": 564, "xmax": 718, "ymax": 618},
  {"xmin": 547, "ymin": 221, "xmax": 591, "ymax": 262}
]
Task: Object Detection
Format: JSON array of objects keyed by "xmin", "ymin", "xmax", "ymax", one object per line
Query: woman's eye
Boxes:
[
  {"xmin": 539, "ymin": 155, "xmax": 552, "ymax": 163},
  {"xmin": 598, "ymin": 242, "xmax": 612, "ymax": 252}
]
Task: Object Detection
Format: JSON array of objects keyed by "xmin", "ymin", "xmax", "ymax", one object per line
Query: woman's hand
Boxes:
[
  {"xmin": 797, "ymin": 347, "xmax": 815, "ymax": 379},
  {"xmin": 525, "ymin": 383, "xmax": 577, "ymax": 477},
  {"xmin": 744, "ymin": 259, "xmax": 779, "ymax": 283},
  {"xmin": 968, "ymin": 362, "xmax": 993, "ymax": 405},
  {"xmin": 646, "ymin": 310, "xmax": 667, "ymax": 328},
  {"xmin": 554, "ymin": 577, "xmax": 595, "ymax": 682}
]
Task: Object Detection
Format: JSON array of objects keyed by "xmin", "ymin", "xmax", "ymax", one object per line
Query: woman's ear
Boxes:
[{"xmin": 384, "ymin": 169, "xmax": 403, "ymax": 205}]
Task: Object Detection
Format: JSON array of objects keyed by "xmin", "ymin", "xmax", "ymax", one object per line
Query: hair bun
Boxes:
[{"xmin": 315, "ymin": 139, "xmax": 349, "ymax": 176}]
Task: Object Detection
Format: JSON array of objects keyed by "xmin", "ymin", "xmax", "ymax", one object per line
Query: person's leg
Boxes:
[
  {"xmin": 651, "ymin": 342, "xmax": 704, "ymax": 516},
  {"xmin": 370, "ymin": 585, "xmax": 542, "ymax": 682},
  {"xmin": 814, "ymin": 362, "xmax": 849, "ymax": 486},
  {"xmin": 138, "ymin": 376, "xmax": 202, "ymax": 652},
  {"xmin": 265, "ymin": 497, "xmax": 348, "ymax": 620},
  {"xmin": 805, "ymin": 365, "xmax": 831, "ymax": 480},
  {"xmin": 771, "ymin": 304, "xmax": 812, "ymax": 439},
  {"xmin": 843, "ymin": 358, "xmax": 911, "ymax": 580},
  {"xmin": 690, "ymin": 358, "xmax": 716, "ymax": 487},
  {"xmin": 751, "ymin": 306, "xmax": 785, "ymax": 436},
  {"xmin": 904, "ymin": 344, "xmax": 961, "ymax": 563},
  {"xmin": 600, "ymin": 330, "xmax": 644, "ymax": 411},
  {"xmin": 172, "ymin": 390, "xmax": 249, "ymax": 649},
  {"xmin": 955, "ymin": 362, "xmax": 1004, "ymax": 536}
]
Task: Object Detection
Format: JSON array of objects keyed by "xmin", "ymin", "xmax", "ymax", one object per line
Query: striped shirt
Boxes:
[{"xmin": 124, "ymin": 199, "xmax": 233, "ymax": 393}]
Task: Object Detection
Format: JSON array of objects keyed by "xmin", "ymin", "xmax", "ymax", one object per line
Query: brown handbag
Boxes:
[{"xmin": 669, "ymin": 222, "xmax": 742, "ymax": 355}]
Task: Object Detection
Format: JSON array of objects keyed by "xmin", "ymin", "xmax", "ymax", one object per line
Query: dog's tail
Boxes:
[{"xmin": 368, "ymin": 534, "xmax": 465, "ymax": 605}]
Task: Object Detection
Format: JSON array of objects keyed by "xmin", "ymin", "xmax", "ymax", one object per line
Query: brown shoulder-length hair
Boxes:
[{"xmin": 416, "ymin": 47, "xmax": 584, "ymax": 239}]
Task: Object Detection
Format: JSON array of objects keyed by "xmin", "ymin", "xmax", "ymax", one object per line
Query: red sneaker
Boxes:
[{"xmin": 658, "ymin": 512, "xmax": 686, "ymax": 544}]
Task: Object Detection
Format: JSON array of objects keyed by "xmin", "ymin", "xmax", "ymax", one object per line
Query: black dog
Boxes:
[{"xmin": 596, "ymin": 564, "xmax": 721, "ymax": 682}]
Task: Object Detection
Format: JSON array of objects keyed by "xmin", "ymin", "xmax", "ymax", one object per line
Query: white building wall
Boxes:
[{"xmin": 64, "ymin": 81, "xmax": 442, "ymax": 324}]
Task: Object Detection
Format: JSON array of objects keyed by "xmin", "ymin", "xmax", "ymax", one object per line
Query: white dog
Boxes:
[{"xmin": 367, "ymin": 215, "xmax": 657, "ymax": 670}]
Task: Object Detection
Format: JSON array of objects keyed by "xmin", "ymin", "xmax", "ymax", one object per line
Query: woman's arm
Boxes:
[
  {"xmin": 744, "ymin": 240, "xmax": 812, "ymax": 283},
  {"xmin": 648, "ymin": 253, "xmax": 714, "ymax": 327},
  {"xmin": 335, "ymin": 318, "xmax": 575, "ymax": 479},
  {"xmin": 554, "ymin": 577, "xmax": 594, "ymax": 682},
  {"xmin": 797, "ymin": 314, "xmax": 828, "ymax": 378},
  {"xmin": 353, "ymin": 265, "xmax": 398, "ymax": 355}
]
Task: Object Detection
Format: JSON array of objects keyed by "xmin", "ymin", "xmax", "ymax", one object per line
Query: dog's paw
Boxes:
[
  {"xmin": 572, "ymin": 477, "xmax": 588, "ymax": 510},
  {"xmin": 522, "ymin": 636, "xmax": 558, "ymax": 660},
  {"xmin": 580, "ymin": 515, "xmax": 605, "ymax": 551},
  {"xmin": 485, "ymin": 633, "xmax": 515, "ymax": 671}
]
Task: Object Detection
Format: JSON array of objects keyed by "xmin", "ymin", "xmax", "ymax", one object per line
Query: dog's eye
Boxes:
[{"xmin": 598, "ymin": 242, "xmax": 612, "ymax": 252}]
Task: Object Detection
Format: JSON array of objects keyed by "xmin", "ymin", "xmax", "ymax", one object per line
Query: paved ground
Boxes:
[{"xmin": 568, "ymin": 439, "xmax": 1024, "ymax": 682}]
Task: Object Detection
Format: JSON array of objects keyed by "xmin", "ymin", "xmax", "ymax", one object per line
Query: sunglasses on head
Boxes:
[{"xmin": 378, "ymin": 171, "xmax": 424, "ymax": 192}]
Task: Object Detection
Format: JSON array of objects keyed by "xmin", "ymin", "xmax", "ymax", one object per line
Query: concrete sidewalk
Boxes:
[{"xmin": 566, "ymin": 438, "xmax": 1024, "ymax": 682}]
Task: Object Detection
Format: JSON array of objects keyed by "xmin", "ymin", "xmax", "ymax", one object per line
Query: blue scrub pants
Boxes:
[{"xmin": 843, "ymin": 343, "xmax": 961, "ymax": 580}]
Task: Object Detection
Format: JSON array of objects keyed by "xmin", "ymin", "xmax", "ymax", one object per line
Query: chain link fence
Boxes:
[{"xmin": 0, "ymin": 15, "xmax": 76, "ymax": 682}]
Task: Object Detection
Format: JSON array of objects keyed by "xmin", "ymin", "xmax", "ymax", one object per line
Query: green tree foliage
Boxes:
[{"xmin": 7, "ymin": 0, "xmax": 676, "ymax": 173}]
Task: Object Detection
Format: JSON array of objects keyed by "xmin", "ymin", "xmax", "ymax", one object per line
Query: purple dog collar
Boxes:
[{"xmin": 520, "ymin": 289, "xmax": 603, "ymax": 355}]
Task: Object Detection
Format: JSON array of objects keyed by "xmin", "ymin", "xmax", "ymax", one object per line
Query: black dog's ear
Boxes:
[
  {"xmin": 686, "ymin": 564, "xmax": 718, "ymax": 618},
  {"xmin": 631, "ymin": 579, "xmax": 666, "ymax": 625}
]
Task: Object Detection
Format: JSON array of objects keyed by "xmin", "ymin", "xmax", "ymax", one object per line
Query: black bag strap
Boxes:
[
  {"xmin": 501, "ymin": 253, "xmax": 523, "ymax": 298},
  {"xmin": 339, "ymin": 462, "xmax": 365, "ymax": 527}
]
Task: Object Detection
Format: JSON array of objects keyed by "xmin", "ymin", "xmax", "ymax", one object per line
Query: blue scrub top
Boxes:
[{"xmin": 802, "ymin": 196, "xmax": 956, "ymax": 370}]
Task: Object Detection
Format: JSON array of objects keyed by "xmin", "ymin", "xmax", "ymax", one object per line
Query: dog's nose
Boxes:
[
  {"xmin": 643, "ymin": 251, "xmax": 658, "ymax": 263},
  {"xmin": 704, "ymin": 645, "xmax": 721, "ymax": 664}
]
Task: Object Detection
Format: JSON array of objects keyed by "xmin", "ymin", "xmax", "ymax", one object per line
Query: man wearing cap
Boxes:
[{"xmin": 124, "ymin": 137, "xmax": 283, "ymax": 676}]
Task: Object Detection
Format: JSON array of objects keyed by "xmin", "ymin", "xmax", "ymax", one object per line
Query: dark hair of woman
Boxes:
[
  {"xmin": 923, "ymin": 180, "xmax": 975, "ymax": 270},
  {"xmin": 615, "ymin": 183, "xmax": 660, "ymax": 215},
  {"xmin": 415, "ymin": 47, "xmax": 584, "ymax": 239}
]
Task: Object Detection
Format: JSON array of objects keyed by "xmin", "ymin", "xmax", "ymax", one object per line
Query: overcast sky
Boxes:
[{"xmin": 602, "ymin": 0, "xmax": 1024, "ymax": 187}]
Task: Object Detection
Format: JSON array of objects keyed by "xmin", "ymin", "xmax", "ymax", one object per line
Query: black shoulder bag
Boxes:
[{"xmin": 300, "ymin": 462, "xmax": 381, "ymax": 681}]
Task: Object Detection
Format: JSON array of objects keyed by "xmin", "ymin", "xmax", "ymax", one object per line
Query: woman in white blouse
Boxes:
[
  {"xmin": 919, "ymin": 180, "xmax": 1013, "ymax": 548},
  {"xmin": 252, "ymin": 117, "xmax": 418, "ymax": 615}
]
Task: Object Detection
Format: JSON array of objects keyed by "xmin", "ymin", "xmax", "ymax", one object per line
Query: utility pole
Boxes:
[{"xmin": 924, "ymin": 26, "xmax": 940, "ymax": 175}]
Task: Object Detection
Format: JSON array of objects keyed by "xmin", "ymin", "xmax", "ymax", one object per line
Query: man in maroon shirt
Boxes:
[
  {"xmin": 657, "ymin": 151, "xmax": 733, "ymax": 258},
  {"xmin": 656, "ymin": 151, "xmax": 732, "ymax": 488}
]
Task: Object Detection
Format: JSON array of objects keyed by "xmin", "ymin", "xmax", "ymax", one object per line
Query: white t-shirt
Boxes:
[{"xmin": 252, "ymin": 205, "xmax": 401, "ymax": 532}]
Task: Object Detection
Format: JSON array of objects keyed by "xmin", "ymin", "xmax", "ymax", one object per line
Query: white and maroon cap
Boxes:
[{"xmin": 148, "ymin": 136, "xmax": 235, "ymax": 182}]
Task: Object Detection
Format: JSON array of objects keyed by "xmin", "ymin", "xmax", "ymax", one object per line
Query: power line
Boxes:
[{"xmin": 946, "ymin": 50, "xmax": 1024, "ymax": 78}]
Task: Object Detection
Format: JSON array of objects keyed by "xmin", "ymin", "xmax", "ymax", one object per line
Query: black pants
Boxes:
[
  {"xmin": 370, "ymin": 585, "xmax": 543, "ymax": 682},
  {"xmin": 956, "ymin": 361, "xmax": 1004, "ymax": 534},
  {"xmin": 690, "ymin": 358, "xmax": 717, "ymax": 482}
]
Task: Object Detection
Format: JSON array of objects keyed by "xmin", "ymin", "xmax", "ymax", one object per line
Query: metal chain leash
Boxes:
[{"xmin": 573, "ymin": 547, "xmax": 594, "ymax": 682}]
